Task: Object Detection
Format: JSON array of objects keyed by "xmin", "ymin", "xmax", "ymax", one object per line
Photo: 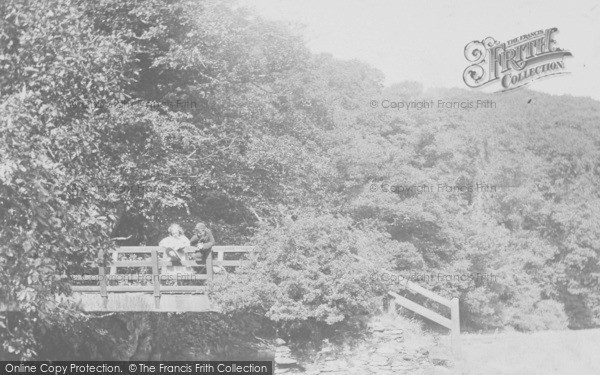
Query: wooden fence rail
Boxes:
[
  {"xmin": 352, "ymin": 254, "xmax": 461, "ymax": 357},
  {"xmin": 71, "ymin": 246, "xmax": 255, "ymax": 310}
]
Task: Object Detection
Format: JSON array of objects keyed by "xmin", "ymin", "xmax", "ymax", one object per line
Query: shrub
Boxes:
[
  {"xmin": 213, "ymin": 214, "xmax": 387, "ymax": 340},
  {"xmin": 509, "ymin": 299, "xmax": 569, "ymax": 332}
]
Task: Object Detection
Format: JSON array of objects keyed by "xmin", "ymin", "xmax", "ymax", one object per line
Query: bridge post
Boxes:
[
  {"xmin": 151, "ymin": 249, "xmax": 161, "ymax": 309},
  {"xmin": 109, "ymin": 252, "xmax": 118, "ymax": 275},
  {"xmin": 206, "ymin": 250, "xmax": 213, "ymax": 281},
  {"xmin": 99, "ymin": 264, "xmax": 108, "ymax": 310},
  {"xmin": 451, "ymin": 297, "xmax": 461, "ymax": 357}
]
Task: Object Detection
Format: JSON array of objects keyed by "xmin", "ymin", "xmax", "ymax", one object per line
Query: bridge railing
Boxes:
[
  {"xmin": 71, "ymin": 246, "xmax": 255, "ymax": 309},
  {"xmin": 352, "ymin": 254, "xmax": 461, "ymax": 357}
]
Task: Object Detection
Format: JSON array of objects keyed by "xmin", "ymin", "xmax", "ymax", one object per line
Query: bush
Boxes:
[
  {"xmin": 509, "ymin": 299, "xmax": 569, "ymax": 332},
  {"xmin": 213, "ymin": 214, "xmax": 387, "ymax": 341}
]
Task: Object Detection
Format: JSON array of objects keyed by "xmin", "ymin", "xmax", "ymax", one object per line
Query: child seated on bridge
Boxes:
[
  {"xmin": 189, "ymin": 222, "xmax": 214, "ymax": 263},
  {"xmin": 189, "ymin": 222, "xmax": 225, "ymax": 274},
  {"xmin": 159, "ymin": 223, "xmax": 190, "ymax": 276}
]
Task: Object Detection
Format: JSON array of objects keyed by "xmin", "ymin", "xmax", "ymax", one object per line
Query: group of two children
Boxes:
[{"xmin": 158, "ymin": 222, "xmax": 215, "ymax": 273}]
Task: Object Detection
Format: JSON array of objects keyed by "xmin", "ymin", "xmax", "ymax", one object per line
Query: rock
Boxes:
[
  {"xmin": 431, "ymin": 355, "xmax": 451, "ymax": 367},
  {"xmin": 375, "ymin": 346, "xmax": 397, "ymax": 355},
  {"xmin": 319, "ymin": 347, "xmax": 334, "ymax": 355},
  {"xmin": 275, "ymin": 345, "xmax": 297, "ymax": 365},
  {"xmin": 429, "ymin": 347, "xmax": 451, "ymax": 367},
  {"xmin": 275, "ymin": 338, "xmax": 287, "ymax": 346},
  {"xmin": 275, "ymin": 357, "xmax": 298, "ymax": 365},
  {"xmin": 369, "ymin": 322, "xmax": 386, "ymax": 331},
  {"xmin": 276, "ymin": 346, "xmax": 292, "ymax": 354},
  {"xmin": 368, "ymin": 354, "xmax": 390, "ymax": 366},
  {"xmin": 320, "ymin": 359, "xmax": 346, "ymax": 372}
]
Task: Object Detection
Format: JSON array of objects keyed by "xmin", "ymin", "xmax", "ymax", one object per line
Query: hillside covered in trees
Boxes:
[{"xmin": 1, "ymin": 0, "xmax": 599, "ymax": 360}]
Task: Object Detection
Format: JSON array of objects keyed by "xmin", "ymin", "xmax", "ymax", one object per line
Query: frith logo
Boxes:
[{"xmin": 463, "ymin": 28, "xmax": 573, "ymax": 91}]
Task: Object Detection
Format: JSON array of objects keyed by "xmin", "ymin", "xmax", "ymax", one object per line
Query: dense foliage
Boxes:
[
  {"xmin": 1, "ymin": 0, "xmax": 599, "ymax": 359},
  {"xmin": 213, "ymin": 215, "xmax": 386, "ymax": 334}
]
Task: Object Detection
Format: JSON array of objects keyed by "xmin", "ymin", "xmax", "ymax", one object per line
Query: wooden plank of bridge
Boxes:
[
  {"xmin": 109, "ymin": 259, "xmax": 223, "ymax": 268},
  {"xmin": 212, "ymin": 246, "xmax": 255, "ymax": 252},
  {"xmin": 213, "ymin": 260, "xmax": 244, "ymax": 267},
  {"xmin": 116, "ymin": 246, "xmax": 254, "ymax": 253},
  {"xmin": 72, "ymin": 285, "xmax": 207, "ymax": 293},
  {"xmin": 111, "ymin": 260, "xmax": 154, "ymax": 267},
  {"xmin": 151, "ymin": 249, "xmax": 160, "ymax": 309},
  {"xmin": 74, "ymin": 273, "xmax": 210, "ymax": 282},
  {"xmin": 117, "ymin": 246, "xmax": 164, "ymax": 253},
  {"xmin": 72, "ymin": 293, "xmax": 214, "ymax": 312}
]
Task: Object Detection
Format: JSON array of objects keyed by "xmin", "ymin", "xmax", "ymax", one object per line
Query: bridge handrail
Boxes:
[
  {"xmin": 71, "ymin": 246, "xmax": 257, "ymax": 309},
  {"xmin": 101, "ymin": 246, "xmax": 256, "ymax": 268},
  {"xmin": 114, "ymin": 246, "xmax": 255, "ymax": 253}
]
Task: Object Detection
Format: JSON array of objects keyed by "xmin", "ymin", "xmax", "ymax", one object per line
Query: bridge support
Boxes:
[
  {"xmin": 72, "ymin": 292, "xmax": 215, "ymax": 312},
  {"xmin": 151, "ymin": 249, "xmax": 161, "ymax": 309},
  {"xmin": 99, "ymin": 264, "xmax": 108, "ymax": 310},
  {"xmin": 206, "ymin": 250, "xmax": 213, "ymax": 280}
]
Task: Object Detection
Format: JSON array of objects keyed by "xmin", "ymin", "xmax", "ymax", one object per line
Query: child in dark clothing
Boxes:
[{"xmin": 189, "ymin": 222, "xmax": 215, "ymax": 266}]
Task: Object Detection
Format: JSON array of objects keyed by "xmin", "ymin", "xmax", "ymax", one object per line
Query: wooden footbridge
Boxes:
[{"xmin": 70, "ymin": 246, "xmax": 254, "ymax": 313}]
